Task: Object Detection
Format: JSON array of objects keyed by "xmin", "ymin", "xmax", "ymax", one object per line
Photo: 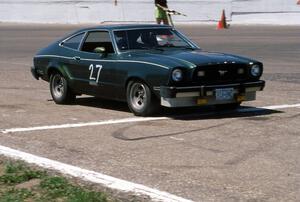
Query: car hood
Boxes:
[{"xmin": 129, "ymin": 50, "xmax": 255, "ymax": 69}]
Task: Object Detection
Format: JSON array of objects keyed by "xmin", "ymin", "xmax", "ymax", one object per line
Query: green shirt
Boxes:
[{"xmin": 155, "ymin": 6, "xmax": 168, "ymax": 19}]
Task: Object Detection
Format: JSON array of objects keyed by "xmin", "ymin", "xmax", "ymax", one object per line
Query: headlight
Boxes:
[
  {"xmin": 250, "ymin": 65, "xmax": 262, "ymax": 77},
  {"xmin": 172, "ymin": 69, "xmax": 183, "ymax": 82}
]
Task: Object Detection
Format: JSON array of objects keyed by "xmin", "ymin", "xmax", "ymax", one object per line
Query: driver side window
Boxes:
[{"xmin": 81, "ymin": 31, "xmax": 114, "ymax": 54}]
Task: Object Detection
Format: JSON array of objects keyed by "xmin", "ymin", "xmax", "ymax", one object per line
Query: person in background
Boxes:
[{"xmin": 155, "ymin": 0, "xmax": 169, "ymax": 25}]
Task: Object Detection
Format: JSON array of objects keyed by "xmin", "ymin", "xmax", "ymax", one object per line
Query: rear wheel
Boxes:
[
  {"xmin": 126, "ymin": 80, "xmax": 159, "ymax": 116},
  {"xmin": 50, "ymin": 72, "xmax": 75, "ymax": 104}
]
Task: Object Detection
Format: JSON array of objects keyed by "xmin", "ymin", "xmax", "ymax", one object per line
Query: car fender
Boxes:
[
  {"xmin": 46, "ymin": 62, "xmax": 69, "ymax": 81},
  {"xmin": 123, "ymin": 63, "xmax": 170, "ymax": 98}
]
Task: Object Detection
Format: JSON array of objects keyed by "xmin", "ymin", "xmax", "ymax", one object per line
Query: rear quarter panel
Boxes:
[{"xmin": 34, "ymin": 42, "xmax": 84, "ymax": 91}]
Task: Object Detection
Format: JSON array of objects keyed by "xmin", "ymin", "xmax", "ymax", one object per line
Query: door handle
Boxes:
[{"xmin": 73, "ymin": 56, "xmax": 81, "ymax": 61}]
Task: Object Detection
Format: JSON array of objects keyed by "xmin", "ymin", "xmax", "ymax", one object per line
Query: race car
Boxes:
[{"xmin": 31, "ymin": 24, "xmax": 265, "ymax": 116}]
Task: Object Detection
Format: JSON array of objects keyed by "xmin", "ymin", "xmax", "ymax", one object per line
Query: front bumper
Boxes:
[{"xmin": 159, "ymin": 80, "xmax": 265, "ymax": 107}]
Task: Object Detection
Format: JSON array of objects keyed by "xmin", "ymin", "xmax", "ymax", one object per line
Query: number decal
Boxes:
[
  {"xmin": 89, "ymin": 64, "xmax": 96, "ymax": 81},
  {"xmin": 89, "ymin": 64, "xmax": 103, "ymax": 83},
  {"xmin": 95, "ymin": 64, "xmax": 103, "ymax": 83}
]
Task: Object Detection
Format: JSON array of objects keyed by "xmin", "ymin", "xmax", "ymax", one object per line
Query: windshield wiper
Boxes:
[
  {"xmin": 160, "ymin": 46, "xmax": 196, "ymax": 50},
  {"xmin": 173, "ymin": 46, "xmax": 196, "ymax": 50},
  {"xmin": 154, "ymin": 47, "xmax": 164, "ymax": 51},
  {"xmin": 184, "ymin": 47, "xmax": 196, "ymax": 50},
  {"xmin": 138, "ymin": 46, "xmax": 164, "ymax": 51}
]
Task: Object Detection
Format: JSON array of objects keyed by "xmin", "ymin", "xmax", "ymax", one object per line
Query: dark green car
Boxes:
[{"xmin": 31, "ymin": 24, "xmax": 265, "ymax": 116}]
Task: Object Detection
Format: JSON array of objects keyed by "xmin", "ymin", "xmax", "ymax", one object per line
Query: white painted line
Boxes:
[
  {"xmin": 237, "ymin": 103, "xmax": 300, "ymax": 113},
  {"xmin": 0, "ymin": 117, "xmax": 168, "ymax": 134},
  {"xmin": 0, "ymin": 145, "xmax": 193, "ymax": 202},
  {"xmin": 170, "ymin": 137, "xmax": 185, "ymax": 141},
  {"xmin": 262, "ymin": 103, "xmax": 300, "ymax": 110},
  {"xmin": 1, "ymin": 103, "xmax": 300, "ymax": 134}
]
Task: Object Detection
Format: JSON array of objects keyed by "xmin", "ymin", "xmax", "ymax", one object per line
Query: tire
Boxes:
[
  {"xmin": 126, "ymin": 80, "xmax": 159, "ymax": 116},
  {"xmin": 215, "ymin": 102, "xmax": 241, "ymax": 111},
  {"xmin": 50, "ymin": 72, "xmax": 75, "ymax": 104}
]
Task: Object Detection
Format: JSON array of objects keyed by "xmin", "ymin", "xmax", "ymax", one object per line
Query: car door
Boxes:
[{"xmin": 74, "ymin": 30, "xmax": 118, "ymax": 98}]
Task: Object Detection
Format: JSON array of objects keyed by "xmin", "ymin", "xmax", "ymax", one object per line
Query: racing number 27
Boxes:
[{"xmin": 89, "ymin": 64, "xmax": 103, "ymax": 83}]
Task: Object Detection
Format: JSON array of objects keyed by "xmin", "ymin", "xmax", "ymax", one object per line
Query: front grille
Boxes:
[{"xmin": 193, "ymin": 64, "xmax": 249, "ymax": 85}]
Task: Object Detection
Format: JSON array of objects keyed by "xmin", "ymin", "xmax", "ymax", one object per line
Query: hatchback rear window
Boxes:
[{"xmin": 62, "ymin": 33, "xmax": 85, "ymax": 50}]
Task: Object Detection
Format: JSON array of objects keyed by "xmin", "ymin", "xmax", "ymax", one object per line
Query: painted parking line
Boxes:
[
  {"xmin": 0, "ymin": 117, "xmax": 168, "ymax": 134},
  {"xmin": 0, "ymin": 145, "xmax": 193, "ymax": 202},
  {"xmin": 1, "ymin": 103, "xmax": 300, "ymax": 134},
  {"xmin": 237, "ymin": 103, "xmax": 300, "ymax": 112}
]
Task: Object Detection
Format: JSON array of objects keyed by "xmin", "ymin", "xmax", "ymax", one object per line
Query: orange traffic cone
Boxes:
[{"xmin": 217, "ymin": 9, "xmax": 228, "ymax": 29}]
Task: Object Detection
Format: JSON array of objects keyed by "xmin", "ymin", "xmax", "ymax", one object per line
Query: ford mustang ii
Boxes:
[{"xmin": 31, "ymin": 24, "xmax": 265, "ymax": 116}]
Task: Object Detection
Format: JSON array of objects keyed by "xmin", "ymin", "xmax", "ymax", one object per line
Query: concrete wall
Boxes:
[
  {"xmin": 232, "ymin": 0, "xmax": 300, "ymax": 25},
  {"xmin": 0, "ymin": 0, "xmax": 299, "ymax": 24}
]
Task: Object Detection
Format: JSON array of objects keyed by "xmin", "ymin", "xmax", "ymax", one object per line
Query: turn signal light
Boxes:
[
  {"xmin": 237, "ymin": 68, "xmax": 244, "ymax": 74},
  {"xmin": 197, "ymin": 99, "xmax": 208, "ymax": 105},
  {"xmin": 237, "ymin": 95, "xmax": 245, "ymax": 102},
  {"xmin": 197, "ymin": 71, "xmax": 205, "ymax": 77}
]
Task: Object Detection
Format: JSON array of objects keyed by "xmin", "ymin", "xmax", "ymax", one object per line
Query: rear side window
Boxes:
[
  {"xmin": 81, "ymin": 31, "xmax": 114, "ymax": 54},
  {"xmin": 62, "ymin": 33, "xmax": 85, "ymax": 50}
]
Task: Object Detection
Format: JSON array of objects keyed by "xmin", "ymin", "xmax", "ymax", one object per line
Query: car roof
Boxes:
[{"xmin": 77, "ymin": 24, "xmax": 172, "ymax": 32}]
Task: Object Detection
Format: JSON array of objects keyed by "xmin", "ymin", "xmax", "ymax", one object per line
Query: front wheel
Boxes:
[
  {"xmin": 50, "ymin": 72, "xmax": 75, "ymax": 104},
  {"xmin": 126, "ymin": 80, "xmax": 159, "ymax": 116}
]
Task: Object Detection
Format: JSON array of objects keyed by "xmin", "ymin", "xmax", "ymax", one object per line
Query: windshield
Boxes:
[{"xmin": 113, "ymin": 28, "xmax": 195, "ymax": 51}]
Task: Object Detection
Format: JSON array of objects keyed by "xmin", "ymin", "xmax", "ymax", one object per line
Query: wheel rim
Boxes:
[
  {"xmin": 52, "ymin": 74, "xmax": 65, "ymax": 98},
  {"xmin": 130, "ymin": 83, "xmax": 147, "ymax": 110}
]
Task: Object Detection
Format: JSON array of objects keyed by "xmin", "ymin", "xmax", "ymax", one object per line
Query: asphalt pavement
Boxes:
[{"xmin": 0, "ymin": 23, "xmax": 299, "ymax": 202}]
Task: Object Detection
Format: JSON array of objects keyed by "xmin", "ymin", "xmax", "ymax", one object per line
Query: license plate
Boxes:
[{"xmin": 215, "ymin": 88, "xmax": 234, "ymax": 100}]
